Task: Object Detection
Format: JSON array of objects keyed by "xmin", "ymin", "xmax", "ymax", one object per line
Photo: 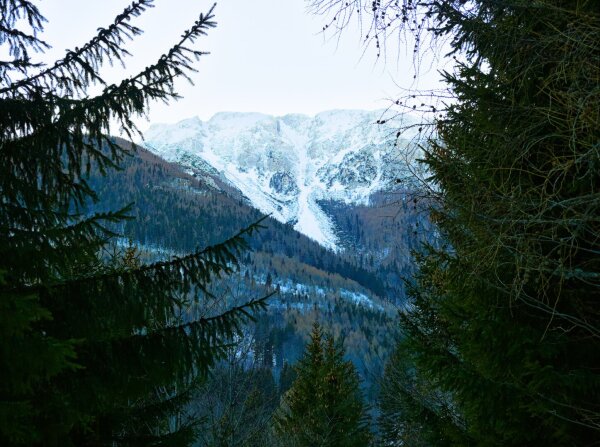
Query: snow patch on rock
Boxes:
[{"xmin": 142, "ymin": 110, "xmax": 418, "ymax": 250}]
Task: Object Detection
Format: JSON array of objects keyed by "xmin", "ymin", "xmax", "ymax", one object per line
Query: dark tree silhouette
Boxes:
[
  {"xmin": 311, "ymin": 0, "xmax": 600, "ymax": 444},
  {"xmin": 0, "ymin": 1, "xmax": 268, "ymax": 445}
]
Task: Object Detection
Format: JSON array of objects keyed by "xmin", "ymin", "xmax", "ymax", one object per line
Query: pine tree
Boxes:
[
  {"xmin": 0, "ymin": 1, "xmax": 268, "ymax": 445},
  {"xmin": 274, "ymin": 323, "xmax": 371, "ymax": 447},
  {"xmin": 312, "ymin": 0, "xmax": 600, "ymax": 444},
  {"xmin": 406, "ymin": 2, "xmax": 599, "ymax": 443}
]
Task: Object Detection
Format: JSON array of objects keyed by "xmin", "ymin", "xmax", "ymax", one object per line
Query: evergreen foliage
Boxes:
[
  {"xmin": 0, "ymin": 1, "xmax": 267, "ymax": 445},
  {"xmin": 274, "ymin": 323, "xmax": 371, "ymax": 447},
  {"xmin": 86, "ymin": 143, "xmax": 399, "ymax": 302},
  {"xmin": 377, "ymin": 340, "xmax": 464, "ymax": 447},
  {"xmin": 81, "ymin": 141, "xmax": 399, "ymax": 407},
  {"xmin": 313, "ymin": 0, "xmax": 600, "ymax": 444}
]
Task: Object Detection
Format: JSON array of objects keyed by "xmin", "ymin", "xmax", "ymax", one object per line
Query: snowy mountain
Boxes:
[{"xmin": 142, "ymin": 110, "xmax": 418, "ymax": 250}]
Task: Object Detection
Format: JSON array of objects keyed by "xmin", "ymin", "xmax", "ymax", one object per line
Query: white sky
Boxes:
[{"xmin": 39, "ymin": 0, "xmax": 444, "ymax": 128}]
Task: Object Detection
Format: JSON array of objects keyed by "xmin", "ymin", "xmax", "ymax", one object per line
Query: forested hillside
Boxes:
[
  {"xmin": 87, "ymin": 138, "xmax": 418, "ymax": 405},
  {"xmin": 90, "ymin": 139, "xmax": 420, "ymax": 302}
]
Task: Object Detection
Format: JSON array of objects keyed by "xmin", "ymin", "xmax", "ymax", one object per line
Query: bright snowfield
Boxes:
[{"xmin": 142, "ymin": 110, "xmax": 418, "ymax": 250}]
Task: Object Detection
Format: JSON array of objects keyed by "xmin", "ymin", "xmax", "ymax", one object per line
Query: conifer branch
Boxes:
[
  {"xmin": 14, "ymin": 216, "xmax": 269, "ymax": 294},
  {"xmin": 0, "ymin": 0, "xmax": 153, "ymax": 96}
]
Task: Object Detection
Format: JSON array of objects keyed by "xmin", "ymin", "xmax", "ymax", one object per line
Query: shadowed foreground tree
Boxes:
[
  {"xmin": 311, "ymin": 0, "xmax": 600, "ymax": 444},
  {"xmin": 377, "ymin": 338, "xmax": 464, "ymax": 447},
  {"xmin": 274, "ymin": 323, "xmax": 371, "ymax": 447},
  {"xmin": 0, "ymin": 1, "xmax": 268, "ymax": 445}
]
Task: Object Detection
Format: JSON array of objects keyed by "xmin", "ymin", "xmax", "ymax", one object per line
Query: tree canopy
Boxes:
[
  {"xmin": 312, "ymin": 0, "xmax": 600, "ymax": 444},
  {"xmin": 274, "ymin": 322, "xmax": 372, "ymax": 447},
  {"xmin": 0, "ymin": 1, "xmax": 268, "ymax": 445}
]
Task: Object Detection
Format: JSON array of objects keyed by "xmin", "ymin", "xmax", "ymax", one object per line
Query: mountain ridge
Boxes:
[{"xmin": 141, "ymin": 109, "xmax": 419, "ymax": 250}]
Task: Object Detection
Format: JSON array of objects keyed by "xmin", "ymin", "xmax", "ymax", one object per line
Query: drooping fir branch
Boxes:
[
  {"xmin": 1, "ymin": 205, "xmax": 135, "ymax": 285},
  {"xmin": 0, "ymin": 0, "xmax": 46, "ymax": 30},
  {"xmin": 179, "ymin": 292, "xmax": 273, "ymax": 335},
  {"xmin": 0, "ymin": 6, "xmax": 217, "ymax": 219},
  {"xmin": 56, "ymin": 2, "xmax": 217, "ymax": 140},
  {"xmin": 0, "ymin": 0, "xmax": 154, "ymax": 97},
  {"xmin": 0, "ymin": 24, "xmax": 49, "ymax": 66},
  {"xmin": 0, "ymin": 0, "xmax": 48, "ymax": 64},
  {"xmin": 0, "ymin": 58, "xmax": 44, "ymax": 88},
  {"xmin": 18, "ymin": 216, "xmax": 269, "ymax": 294},
  {"xmin": 83, "ymin": 291, "xmax": 273, "ymax": 362}
]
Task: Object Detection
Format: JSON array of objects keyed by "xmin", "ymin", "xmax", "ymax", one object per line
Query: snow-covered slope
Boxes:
[{"xmin": 142, "ymin": 110, "xmax": 417, "ymax": 250}]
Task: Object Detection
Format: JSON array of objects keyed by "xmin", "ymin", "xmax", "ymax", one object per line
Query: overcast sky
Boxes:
[{"xmin": 40, "ymin": 0, "xmax": 444, "ymax": 128}]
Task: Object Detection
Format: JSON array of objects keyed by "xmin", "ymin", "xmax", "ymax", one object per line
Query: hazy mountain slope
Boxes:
[
  {"xmin": 87, "ymin": 139, "xmax": 400, "ymax": 301},
  {"xmin": 87, "ymin": 139, "xmax": 402, "ymax": 399}
]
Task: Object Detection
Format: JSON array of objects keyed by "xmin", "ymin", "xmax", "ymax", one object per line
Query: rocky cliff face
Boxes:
[{"xmin": 142, "ymin": 109, "xmax": 419, "ymax": 250}]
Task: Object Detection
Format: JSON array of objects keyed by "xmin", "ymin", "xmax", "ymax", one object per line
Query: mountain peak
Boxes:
[
  {"xmin": 209, "ymin": 111, "xmax": 272, "ymax": 125},
  {"xmin": 143, "ymin": 110, "xmax": 416, "ymax": 250}
]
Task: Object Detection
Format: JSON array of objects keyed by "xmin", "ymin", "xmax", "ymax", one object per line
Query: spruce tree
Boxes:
[
  {"xmin": 312, "ymin": 0, "xmax": 600, "ymax": 444},
  {"xmin": 0, "ymin": 1, "xmax": 267, "ymax": 445},
  {"xmin": 274, "ymin": 323, "xmax": 371, "ymax": 447}
]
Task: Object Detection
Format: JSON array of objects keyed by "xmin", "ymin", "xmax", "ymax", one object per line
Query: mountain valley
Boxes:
[{"xmin": 87, "ymin": 111, "xmax": 428, "ymax": 406}]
